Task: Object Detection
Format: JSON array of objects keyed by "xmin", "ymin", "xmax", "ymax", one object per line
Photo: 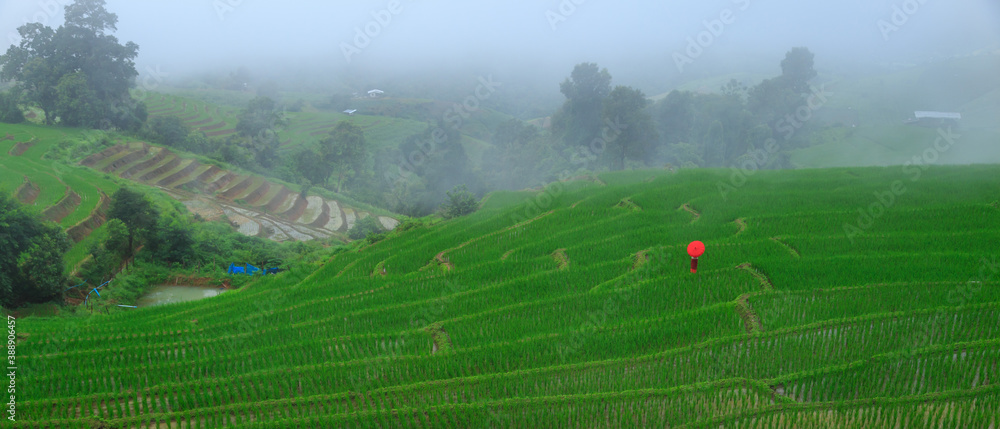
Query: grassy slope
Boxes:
[
  {"xmin": 158, "ymin": 89, "xmax": 510, "ymax": 166},
  {"xmin": 0, "ymin": 123, "xmax": 122, "ymax": 270},
  {"xmin": 8, "ymin": 165, "xmax": 1000, "ymax": 427},
  {"xmin": 790, "ymin": 54, "xmax": 1000, "ymax": 168}
]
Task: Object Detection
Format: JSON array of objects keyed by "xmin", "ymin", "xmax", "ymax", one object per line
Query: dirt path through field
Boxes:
[
  {"xmin": 632, "ymin": 249, "xmax": 651, "ymax": 270},
  {"xmin": 434, "ymin": 252, "xmax": 455, "ymax": 271},
  {"xmin": 552, "ymin": 248, "xmax": 570, "ymax": 270},
  {"xmin": 679, "ymin": 203, "xmax": 701, "ymax": 223},
  {"xmin": 734, "ymin": 218, "xmax": 747, "ymax": 236},
  {"xmin": 734, "ymin": 293, "xmax": 762, "ymax": 334},
  {"xmin": 770, "ymin": 237, "xmax": 800, "ymax": 258},
  {"xmin": 427, "ymin": 324, "xmax": 452, "ymax": 354},
  {"xmin": 736, "ymin": 263, "xmax": 774, "ymax": 290}
]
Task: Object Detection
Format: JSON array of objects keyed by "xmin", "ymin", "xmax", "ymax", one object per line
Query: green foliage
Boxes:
[
  {"xmin": 347, "ymin": 215, "xmax": 385, "ymax": 240},
  {"xmin": 233, "ymin": 96, "xmax": 285, "ymax": 169},
  {"xmin": 319, "ymin": 120, "xmax": 368, "ymax": 192},
  {"xmin": 481, "ymin": 119, "xmax": 561, "ymax": 190},
  {"xmin": 102, "ymin": 219, "xmax": 130, "ymax": 260},
  {"xmin": 236, "ymin": 96, "xmax": 285, "ymax": 139},
  {"xmin": 0, "ymin": 0, "xmax": 142, "ymax": 129},
  {"xmin": 0, "ymin": 193, "xmax": 70, "ymax": 308},
  {"xmin": 556, "ymin": 63, "xmax": 612, "ymax": 148},
  {"xmin": 147, "ymin": 212, "xmax": 195, "ymax": 265},
  {"xmin": 54, "ymin": 71, "xmax": 101, "ymax": 127},
  {"xmin": 0, "ymin": 90, "xmax": 25, "ymax": 123},
  {"xmin": 77, "ymin": 219, "xmax": 126, "ymax": 282},
  {"xmin": 780, "ymin": 47, "xmax": 818, "ymax": 94},
  {"xmin": 653, "ymin": 47, "xmax": 822, "ymax": 168},
  {"xmin": 107, "ymin": 187, "xmax": 159, "ymax": 257},
  {"xmin": 146, "ymin": 115, "xmax": 190, "ymax": 148},
  {"xmin": 602, "ymin": 85, "xmax": 658, "ymax": 170},
  {"xmin": 439, "ymin": 185, "xmax": 479, "ymax": 219}
]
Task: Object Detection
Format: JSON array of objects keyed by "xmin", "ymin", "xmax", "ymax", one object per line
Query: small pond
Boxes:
[{"xmin": 136, "ymin": 285, "xmax": 227, "ymax": 308}]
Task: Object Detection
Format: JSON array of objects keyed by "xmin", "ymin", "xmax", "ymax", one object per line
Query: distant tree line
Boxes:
[
  {"xmin": 1, "ymin": 0, "xmax": 824, "ymax": 227},
  {"xmin": 141, "ymin": 48, "xmax": 820, "ymax": 219}
]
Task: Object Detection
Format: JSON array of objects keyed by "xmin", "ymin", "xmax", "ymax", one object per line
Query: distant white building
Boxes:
[
  {"xmin": 368, "ymin": 89, "xmax": 385, "ymax": 98},
  {"xmin": 906, "ymin": 111, "xmax": 961, "ymax": 126},
  {"xmin": 343, "ymin": 109, "xmax": 357, "ymax": 116},
  {"xmin": 914, "ymin": 111, "xmax": 961, "ymax": 120}
]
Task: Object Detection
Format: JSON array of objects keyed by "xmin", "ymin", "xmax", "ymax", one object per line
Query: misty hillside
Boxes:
[{"xmin": 1, "ymin": 1, "xmax": 999, "ymax": 427}]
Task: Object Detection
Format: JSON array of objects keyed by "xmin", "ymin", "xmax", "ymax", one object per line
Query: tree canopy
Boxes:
[
  {"xmin": 780, "ymin": 47, "xmax": 817, "ymax": 94},
  {"xmin": 0, "ymin": 193, "xmax": 70, "ymax": 308},
  {"xmin": 319, "ymin": 121, "xmax": 368, "ymax": 192},
  {"xmin": 555, "ymin": 63, "xmax": 612, "ymax": 148},
  {"xmin": 602, "ymin": 85, "xmax": 658, "ymax": 170},
  {"xmin": 0, "ymin": 90, "xmax": 25, "ymax": 123},
  {"xmin": 0, "ymin": 0, "xmax": 144, "ymax": 129},
  {"xmin": 107, "ymin": 187, "xmax": 159, "ymax": 259}
]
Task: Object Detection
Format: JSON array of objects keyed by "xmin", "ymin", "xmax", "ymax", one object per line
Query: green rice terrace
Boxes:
[
  {"xmin": 144, "ymin": 92, "xmax": 475, "ymax": 157},
  {"xmin": 144, "ymin": 95, "xmax": 240, "ymax": 140},
  {"xmin": 10, "ymin": 165, "xmax": 1000, "ymax": 428},
  {"xmin": 0, "ymin": 124, "xmax": 120, "ymax": 273}
]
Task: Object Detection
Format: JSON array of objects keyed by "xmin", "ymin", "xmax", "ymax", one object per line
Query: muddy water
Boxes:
[{"xmin": 136, "ymin": 285, "xmax": 226, "ymax": 308}]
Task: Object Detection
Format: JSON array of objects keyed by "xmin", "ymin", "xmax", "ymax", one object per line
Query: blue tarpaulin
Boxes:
[{"xmin": 228, "ymin": 263, "xmax": 280, "ymax": 275}]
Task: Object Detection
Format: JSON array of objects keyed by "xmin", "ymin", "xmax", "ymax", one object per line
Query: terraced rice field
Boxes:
[
  {"xmin": 144, "ymin": 93, "xmax": 428, "ymax": 153},
  {"xmin": 81, "ymin": 143, "xmax": 397, "ymax": 241},
  {"xmin": 145, "ymin": 94, "xmax": 239, "ymax": 138},
  {"xmin": 280, "ymin": 111, "xmax": 427, "ymax": 152},
  {"xmin": 10, "ymin": 166, "xmax": 1000, "ymax": 427},
  {"xmin": 0, "ymin": 123, "xmax": 121, "ymax": 268},
  {"xmin": 143, "ymin": 93, "xmax": 488, "ymax": 166}
]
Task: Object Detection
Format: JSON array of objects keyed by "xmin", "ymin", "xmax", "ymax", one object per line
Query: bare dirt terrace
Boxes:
[{"xmin": 82, "ymin": 143, "xmax": 399, "ymax": 242}]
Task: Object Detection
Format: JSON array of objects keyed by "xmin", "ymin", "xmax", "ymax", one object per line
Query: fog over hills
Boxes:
[{"xmin": 3, "ymin": 0, "xmax": 998, "ymax": 95}]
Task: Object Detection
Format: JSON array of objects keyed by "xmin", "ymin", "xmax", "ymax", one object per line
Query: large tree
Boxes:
[
  {"xmin": 482, "ymin": 119, "xmax": 552, "ymax": 190},
  {"xmin": 235, "ymin": 96, "xmax": 285, "ymax": 168},
  {"xmin": 0, "ymin": 193, "xmax": 70, "ymax": 308},
  {"xmin": 148, "ymin": 212, "xmax": 194, "ymax": 265},
  {"xmin": 779, "ymin": 47, "xmax": 817, "ymax": 94},
  {"xmin": 107, "ymin": 187, "xmax": 159, "ymax": 260},
  {"xmin": 54, "ymin": 71, "xmax": 101, "ymax": 126},
  {"xmin": 555, "ymin": 63, "xmax": 612, "ymax": 148},
  {"xmin": 319, "ymin": 121, "xmax": 368, "ymax": 192},
  {"xmin": 0, "ymin": 0, "xmax": 143, "ymax": 129},
  {"xmin": 236, "ymin": 96, "xmax": 284, "ymax": 139},
  {"xmin": 602, "ymin": 86, "xmax": 658, "ymax": 170}
]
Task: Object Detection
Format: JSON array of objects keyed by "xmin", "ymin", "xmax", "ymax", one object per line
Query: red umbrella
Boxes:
[{"xmin": 687, "ymin": 241, "xmax": 705, "ymax": 273}]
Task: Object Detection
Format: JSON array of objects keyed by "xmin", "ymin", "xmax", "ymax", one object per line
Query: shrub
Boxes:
[
  {"xmin": 348, "ymin": 216, "xmax": 385, "ymax": 240},
  {"xmin": 439, "ymin": 185, "xmax": 479, "ymax": 219},
  {"xmin": 0, "ymin": 91, "xmax": 25, "ymax": 124},
  {"xmin": 147, "ymin": 115, "xmax": 190, "ymax": 148}
]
